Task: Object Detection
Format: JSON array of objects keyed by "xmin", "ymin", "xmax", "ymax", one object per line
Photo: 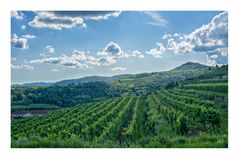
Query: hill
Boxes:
[
  {"xmin": 11, "ymin": 62, "xmax": 213, "ymax": 107},
  {"xmin": 109, "ymin": 62, "xmax": 211, "ymax": 95},
  {"xmin": 172, "ymin": 62, "xmax": 209, "ymax": 71},
  {"xmin": 14, "ymin": 62, "xmax": 210, "ymax": 87},
  {"xmin": 21, "ymin": 82, "xmax": 53, "ymax": 87},
  {"xmin": 53, "ymin": 75, "xmax": 122, "ymax": 86}
]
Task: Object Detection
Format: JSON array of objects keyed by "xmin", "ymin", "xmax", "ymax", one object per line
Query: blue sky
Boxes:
[{"xmin": 11, "ymin": 11, "xmax": 228, "ymax": 84}]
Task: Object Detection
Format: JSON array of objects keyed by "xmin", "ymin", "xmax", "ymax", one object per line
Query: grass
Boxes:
[
  {"xmin": 142, "ymin": 134, "xmax": 227, "ymax": 148},
  {"xmin": 11, "ymin": 133, "xmax": 227, "ymax": 148}
]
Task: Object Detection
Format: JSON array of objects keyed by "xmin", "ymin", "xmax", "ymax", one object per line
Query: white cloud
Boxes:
[
  {"xmin": 41, "ymin": 55, "xmax": 89, "ymax": 68},
  {"xmin": 21, "ymin": 34, "xmax": 36, "ymax": 39},
  {"xmin": 167, "ymin": 38, "xmax": 193, "ymax": 54},
  {"xmin": 131, "ymin": 50, "xmax": 144, "ymax": 58},
  {"xmin": 29, "ymin": 57, "xmax": 61, "ymax": 64},
  {"xmin": 21, "ymin": 25, "xmax": 26, "ymax": 30},
  {"xmin": 46, "ymin": 46, "xmax": 55, "ymax": 54},
  {"xmin": 144, "ymin": 12, "xmax": 169, "ymax": 28},
  {"xmin": 190, "ymin": 11, "xmax": 228, "ymax": 54},
  {"xmin": 162, "ymin": 11, "xmax": 228, "ymax": 65},
  {"xmin": 146, "ymin": 43, "xmax": 166, "ymax": 58},
  {"xmin": 206, "ymin": 48, "xmax": 228, "ymax": 66},
  {"xmin": 11, "ymin": 64, "xmax": 33, "ymax": 70},
  {"xmin": 50, "ymin": 11, "xmax": 121, "ymax": 20},
  {"xmin": 97, "ymin": 42, "xmax": 125, "ymax": 58},
  {"xmin": 29, "ymin": 12, "xmax": 85, "ymax": 30},
  {"xmin": 96, "ymin": 42, "xmax": 129, "ymax": 66},
  {"xmin": 72, "ymin": 50, "xmax": 88, "ymax": 60},
  {"xmin": 162, "ymin": 34, "xmax": 171, "ymax": 39},
  {"xmin": 207, "ymin": 54, "xmax": 219, "ymax": 66},
  {"xmin": 51, "ymin": 69, "xmax": 59, "ymax": 72},
  {"xmin": 217, "ymin": 47, "xmax": 228, "ymax": 56},
  {"xmin": 29, "ymin": 43, "xmax": 127, "ymax": 69},
  {"xmin": 11, "ymin": 11, "xmax": 24, "ymax": 20},
  {"xmin": 11, "ymin": 34, "xmax": 35, "ymax": 49},
  {"xmin": 111, "ymin": 67, "xmax": 126, "ymax": 71},
  {"xmin": 11, "ymin": 34, "xmax": 28, "ymax": 49},
  {"xmin": 40, "ymin": 45, "xmax": 55, "ymax": 57},
  {"xmin": 29, "ymin": 11, "xmax": 121, "ymax": 30},
  {"xmin": 70, "ymin": 50, "xmax": 103, "ymax": 67},
  {"xmin": 97, "ymin": 56, "xmax": 117, "ymax": 66},
  {"xmin": 29, "ymin": 57, "xmax": 60, "ymax": 64},
  {"xmin": 30, "ymin": 50, "xmax": 94, "ymax": 68}
]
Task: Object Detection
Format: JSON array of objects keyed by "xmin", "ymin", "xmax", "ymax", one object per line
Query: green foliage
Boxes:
[
  {"xmin": 11, "ymin": 104, "xmax": 60, "ymax": 112},
  {"xmin": 11, "ymin": 82, "xmax": 122, "ymax": 108}
]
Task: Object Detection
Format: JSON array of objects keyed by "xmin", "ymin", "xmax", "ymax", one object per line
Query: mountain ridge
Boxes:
[{"xmin": 13, "ymin": 62, "xmax": 213, "ymax": 87}]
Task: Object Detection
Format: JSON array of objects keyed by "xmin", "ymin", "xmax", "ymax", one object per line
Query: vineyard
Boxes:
[{"xmin": 11, "ymin": 65, "xmax": 228, "ymax": 148}]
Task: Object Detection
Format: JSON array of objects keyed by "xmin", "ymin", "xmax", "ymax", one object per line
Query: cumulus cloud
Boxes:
[
  {"xmin": 11, "ymin": 34, "xmax": 36, "ymax": 49},
  {"xmin": 30, "ymin": 50, "xmax": 96, "ymax": 68},
  {"xmin": 97, "ymin": 42, "xmax": 125, "ymax": 58},
  {"xmin": 50, "ymin": 11, "xmax": 121, "ymax": 20},
  {"xmin": 46, "ymin": 46, "xmax": 55, "ymax": 53},
  {"xmin": 11, "ymin": 64, "xmax": 33, "ymax": 70},
  {"xmin": 51, "ymin": 69, "xmax": 59, "ymax": 72},
  {"xmin": 19, "ymin": 39, "xmax": 154, "ymax": 69},
  {"xmin": 30, "ymin": 55, "xmax": 89, "ymax": 69},
  {"xmin": 162, "ymin": 11, "xmax": 228, "ymax": 65},
  {"xmin": 190, "ymin": 12, "xmax": 228, "ymax": 53},
  {"xmin": 29, "ymin": 57, "xmax": 61, "ymax": 64},
  {"xmin": 29, "ymin": 11, "xmax": 121, "ymax": 30},
  {"xmin": 97, "ymin": 56, "xmax": 117, "ymax": 66},
  {"xmin": 111, "ymin": 67, "xmax": 126, "ymax": 71},
  {"xmin": 96, "ymin": 42, "xmax": 130, "ymax": 65},
  {"xmin": 29, "ymin": 42, "xmax": 127, "ymax": 69},
  {"xmin": 29, "ymin": 12, "xmax": 85, "ymax": 30},
  {"xmin": 206, "ymin": 47, "xmax": 228, "ymax": 66},
  {"xmin": 144, "ymin": 11, "xmax": 169, "ymax": 28},
  {"xmin": 40, "ymin": 45, "xmax": 55, "ymax": 57},
  {"xmin": 207, "ymin": 54, "xmax": 218, "ymax": 66},
  {"xmin": 21, "ymin": 34, "xmax": 36, "ymax": 39},
  {"xmin": 162, "ymin": 34, "xmax": 171, "ymax": 39},
  {"xmin": 130, "ymin": 50, "xmax": 144, "ymax": 58},
  {"xmin": 146, "ymin": 43, "xmax": 166, "ymax": 58},
  {"xmin": 72, "ymin": 50, "xmax": 88, "ymax": 60},
  {"xmin": 167, "ymin": 38, "xmax": 192, "ymax": 54},
  {"xmin": 21, "ymin": 25, "xmax": 26, "ymax": 30},
  {"xmin": 11, "ymin": 11, "xmax": 24, "ymax": 20},
  {"xmin": 11, "ymin": 34, "xmax": 28, "ymax": 49}
]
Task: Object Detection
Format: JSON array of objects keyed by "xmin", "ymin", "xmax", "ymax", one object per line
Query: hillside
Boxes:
[
  {"xmin": 110, "ymin": 62, "xmax": 211, "ymax": 95},
  {"xmin": 54, "ymin": 76, "xmax": 117, "ymax": 86},
  {"xmin": 11, "ymin": 62, "xmax": 214, "ymax": 108},
  {"xmin": 14, "ymin": 62, "xmax": 210, "ymax": 87},
  {"xmin": 11, "ymin": 64, "xmax": 228, "ymax": 148},
  {"xmin": 21, "ymin": 82, "xmax": 53, "ymax": 87}
]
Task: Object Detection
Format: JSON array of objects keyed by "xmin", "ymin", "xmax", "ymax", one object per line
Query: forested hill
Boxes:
[
  {"xmin": 14, "ymin": 62, "xmax": 209, "ymax": 87},
  {"xmin": 172, "ymin": 62, "xmax": 209, "ymax": 71},
  {"xmin": 54, "ymin": 62, "xmax": 209, "ymax": 86},
  {"xmin": 11, "ymin": 62, "xmax": 227, "ymax": 108}
]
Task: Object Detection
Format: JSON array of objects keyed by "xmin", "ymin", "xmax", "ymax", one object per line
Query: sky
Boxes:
[{"xmin": 11, "ymin": 11, "xmax": 228, "ymax": 84}]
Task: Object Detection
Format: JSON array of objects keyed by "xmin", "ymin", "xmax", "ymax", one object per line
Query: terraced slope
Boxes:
[{"xmin": 144, "ymin": 72, "xmax": 227, "ymax": 147}]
